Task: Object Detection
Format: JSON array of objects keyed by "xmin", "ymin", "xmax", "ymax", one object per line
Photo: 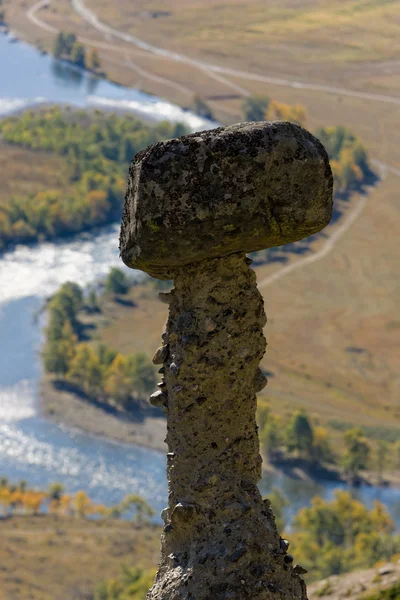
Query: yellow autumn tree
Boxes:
[
  {"xmin": 104, "ymin": 354, "xmax": 132, "ymax": 406},
  {"xmin": 266, "ymin": 101, "xmax": 307, "ymax": 126}
]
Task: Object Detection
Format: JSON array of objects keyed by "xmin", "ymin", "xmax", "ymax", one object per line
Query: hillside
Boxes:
[
  {"xmin": 308, "ymin": 561, "xmax": 400, "ymax": 600},
  {"xmin": 1, "ymin": 514, "xmax": 400, "ymax": 600},
  {"xmin": 59, "ymin": 179, "xmax": 400, "ymax": 454},
  {"xmin": 0, "ymin": 516, "xmax": 159, "ymax": 600}
]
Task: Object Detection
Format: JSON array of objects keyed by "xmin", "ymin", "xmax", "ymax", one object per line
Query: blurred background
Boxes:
[{"xmin": 0, "ymin": 0, "xmax": 399, "ymax": 598}]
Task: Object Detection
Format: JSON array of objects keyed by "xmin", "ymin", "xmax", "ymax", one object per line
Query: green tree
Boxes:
[
  {"xmin": 394, "ymin": 440, "xmax": 400, "ymax": 470},
  {"xmin": 260, "ymin": 416, "xmax": 282, "ymax": 460},
  {"xmin": 311, "ymin": 426, "xmax": 335, "ymax": 464},
  {"xmin": 105, "ymin": 268, "xmax": 130, "ymax": 296},
  {"xmin": 63, "ymin": 32, "xmax": 77, "ymax": 56},
  {"xmin": 267, "ymin": 487, "xmax": 288, "ymax": 533},
  {"xmin": 127, "ymin": 353, "xmax": 156, "ymax": 396},
  {"xmin": 43, "ymin": 321, "xmax": 77, "ymax": 375},
  {"xmin": 242, "ymin": 95, "xmax": 269, "ymax": 121},
  {"xmin": 48, "ymin": 482, "xmax": 65, "ymax": 502},
  {"xmin": 87, "ymin": 48, "xmax": 101, "ymax": 70},
  {"xmin": 291, "ymin": 491, "xmax": 397, "ymax": 581},
  {"xmin": 376, "ymin": 440, "xmax": 389, "ymax": 485},
  {"xmin": 285, "ymin": 409, "xmax": 314, "ymax": 459},
  {"xmin": 86, "ymin": 288, "xmax": 100, "ymax": 313},
  {"xmin": 70, "ymin": 41, "xmax": 86, "ymax": 68},
  {"xmin": 52, "ymin": 32, "xmax": 65, "ymax": 58},
  {"xmin": 342, "ymin": 428, "xmax": 370, "ymax": 481},
  {"xmin": 98, "ymin": 344, "xmax": 118, "ymax": 368},
  {"xmin": 120, "ymin": 494, "xmax": 155, "ymax": 524},
  {"xmin": 192, "ymin": 95, "xmax": 214, "ymax": 120},
  {"xmin": 95, "ymin": 567, "xmax": 156, "ymax": 600}
]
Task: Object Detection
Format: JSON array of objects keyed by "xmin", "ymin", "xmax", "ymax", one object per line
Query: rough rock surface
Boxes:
[
  {"xmin": 120, "ymin": 121, "xmax": 333, "ymax": 279},
  {"xmin": 147, "ymin": 254, "xmax": 307, "ymax": 600}
]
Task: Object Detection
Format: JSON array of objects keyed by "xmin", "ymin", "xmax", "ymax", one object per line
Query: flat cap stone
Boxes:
[{"xmin": 120, "ymin": 121, "xmax": 333, "ymax": 279}]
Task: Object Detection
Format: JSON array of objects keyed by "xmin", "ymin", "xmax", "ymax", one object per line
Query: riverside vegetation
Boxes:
[
  {"xmin": 2, "ymin": 477, "xmax": 400, "ymax": 599},
  {"xmin": 52, "ymin": 31, "xmax": 103, "ymax": 74},
  {"xmin": 42, "ymin": 273, "xmax": 157, "ymax": 409},
  {"xmin": 0, "ymin": 106, "xmax": 371, "ymax": 254},
  {"xmin": 0, "ymin": 107, "xmax": 188, "ymax": 251},
  {"xmin": 43, "ymin": 269, "xmax": 400, "ymax": 485}
]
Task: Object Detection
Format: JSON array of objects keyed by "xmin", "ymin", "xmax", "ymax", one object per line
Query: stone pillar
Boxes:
[{"xmin": 148, "ymin": 254, "xmax": 306, "ymax": 600}]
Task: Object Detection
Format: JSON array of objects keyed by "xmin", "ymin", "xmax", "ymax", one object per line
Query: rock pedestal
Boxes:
[{"xmin": 148, "ymin": 253, "xmax": 307, "ymax": 600}]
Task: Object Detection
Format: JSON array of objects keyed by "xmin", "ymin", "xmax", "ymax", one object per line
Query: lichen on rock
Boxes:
[{"xmin": 119, "ymin": 121, "xmax": 333, "ymax": 279}]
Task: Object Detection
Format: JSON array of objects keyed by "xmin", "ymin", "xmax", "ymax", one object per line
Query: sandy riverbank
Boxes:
[
  {"xmin": 40, "ymin": 378, "xmax": 167, "ymax": 452},
  {"xmin": 40, "ymin": 380, "xmax": 400, "ymax": 488}
]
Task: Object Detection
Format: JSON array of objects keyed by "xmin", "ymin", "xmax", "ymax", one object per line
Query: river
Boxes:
[{"xmin": 1, "ymin": 32, "xmax": 400, "ymax": 525}]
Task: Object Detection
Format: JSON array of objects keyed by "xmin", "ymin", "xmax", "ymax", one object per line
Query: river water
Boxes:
[{"xmin": 1, "ymin": 32, "xmax": 400, "ymax": 524}]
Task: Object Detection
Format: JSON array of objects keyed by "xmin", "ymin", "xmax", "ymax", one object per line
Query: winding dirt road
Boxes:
[
  {"xmin": 25, "ymin": 0, "xmax": 400, "ymax": 291},
  {"xmin": 70, "ymin": 0, "xmax": 400, "ymax": 107}
]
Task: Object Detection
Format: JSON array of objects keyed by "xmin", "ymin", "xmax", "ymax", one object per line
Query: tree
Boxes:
[
  {"xmin": 63, "ymin": 32, "xmax": 77, "ymax": 56},
  {"xmin": 43, "ymin": 321, "xmax": 77, "ymax": 376},
  {"xmin": 0, "ymin": 9, "xmax": 6, "ymax": 25},
  {"xmin": 266, "ymin": 101, "xmax": 307, "ymax": 126},
  {"xmin": 267, "ymin": 487, "xmax": 288, "ymax": 533},
  {"xmin": 86, "ymin": 288, "xmax": 100, "ymax": 313},
  {"xmin": 48, "ymin": 482, "xmax": 65, "ymax": 513},
  {"xmin": 70, "ymin": 41, "xmax": 86, "ymax": 68},
  {"xmin": 242, "ymin": 95, "xmax": 270, "ymax": 121},
  {"xmin": 128, "ymin": 353, "xmax": 156, "ymax": 396},
  {"xmin": 53, "ymin": 32, "xmax": 65, "ymax": 59},
  {"xmin": 104, "ymin": 354, "xmax": 132, "ymax": 405},
  {"xmin": 87, "ymin": 48, "xmax": 101, "ymax": 71},
  {"xmin": 259, "ymin": 416, "xmax": 283, "ymax": 459},
  {"xmin": 120, "ymin": 494, "xmax": 155, "ymax": 524},
  {"xmin": 290, "ymin": 491, "xmax": 398, "ymax": 581},
  {"xmin": 192, "ymin": 95, "xmax": 214, "ymax": 121},
  {"xmin": 376, "ymin": 440, "xmax": 389, "ymax": 485},
  {"xmin": 311, "ymin": 426, "xmax": 335, "ymax": 464},
  {"xmin": 394, "ymin": 440, "xmax": 400, "ymax": 470},
  {"xmin": 105, "ymin": 267, "xmax": 130, "ymax": 296},
  {"xmin": 68, "ymin": 344, "xmax": 103, "ymax": 397},
  {"xmin": 342, "ymin": 428, "xmax": 370, "ymax": 481},
  {"xmin": 285, "ymin": 409, "xmax": 314, "ymax": 459},
  {"xmin": 73, "ymin": 490, "xmax": 93, "ymax": 518}
]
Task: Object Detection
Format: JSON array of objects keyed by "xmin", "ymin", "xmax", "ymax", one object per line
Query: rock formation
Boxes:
[{"xmin": 120, "ymin": 121, "xmax": 333, "ymax": 600}]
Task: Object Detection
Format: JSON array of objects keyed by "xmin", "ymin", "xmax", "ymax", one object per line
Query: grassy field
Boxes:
[{"xmin": 0, "ymin": 516, "xmax": 159, "ymax": 600}]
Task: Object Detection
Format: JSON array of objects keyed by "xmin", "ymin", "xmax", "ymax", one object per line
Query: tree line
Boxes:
[
  {"xmin": 258, "ymin": 405, "xmax": 397, "ymax": 485},
  {"xmin": 43, "ymin": 271, "xmax": 156, "ymax": 409},
  {"xmin": 241, "ymin": 94, "xmax": 371, "ymax": 193},
  {"xmin": 94, "ymin": 490, "xmax": 400, "ymax": 597},
  {"xmin": 53, "ymin": 31, "xmax": 102, "ymax": 72},
  {"xmin": 0, "ymin": 477, "xmax": 154, "ymax": 522},
  {"xmin": 0, "ymin": 107, "xmax": 188, "ymax": 251}
]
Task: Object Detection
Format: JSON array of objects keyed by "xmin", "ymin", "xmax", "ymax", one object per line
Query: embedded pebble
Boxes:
[
  {"xmin": 204, "ymin": 317, "xmax": 217, "ymax": 332},
  {"xmin": 159, "ymin": 292, "xmax": 174, "ymax": 304},
  {"xmin": 293, "ymin": 565, "xmax": 308, "ymax": 575},
  {"xmin": 150, "ymin": 391, "xmax": 168, "ymax": 407},
  {"xmin": 152, "ymin": 345, "xmax": 169, "ymax": 365}
]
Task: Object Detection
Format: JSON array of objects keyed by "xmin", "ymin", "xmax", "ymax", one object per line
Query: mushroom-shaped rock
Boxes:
[
  {"xmin": 120, "ymin": 121, "xmax": 333, "ymax": 600},
  {"xmin": 120, "ymin": 121, "xmax": 333, "ymax": 279}
]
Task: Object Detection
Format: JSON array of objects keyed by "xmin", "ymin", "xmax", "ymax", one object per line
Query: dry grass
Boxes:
[{"xmin": 0, "ymin": 516, "xmax": 160, "ymax": 600}]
